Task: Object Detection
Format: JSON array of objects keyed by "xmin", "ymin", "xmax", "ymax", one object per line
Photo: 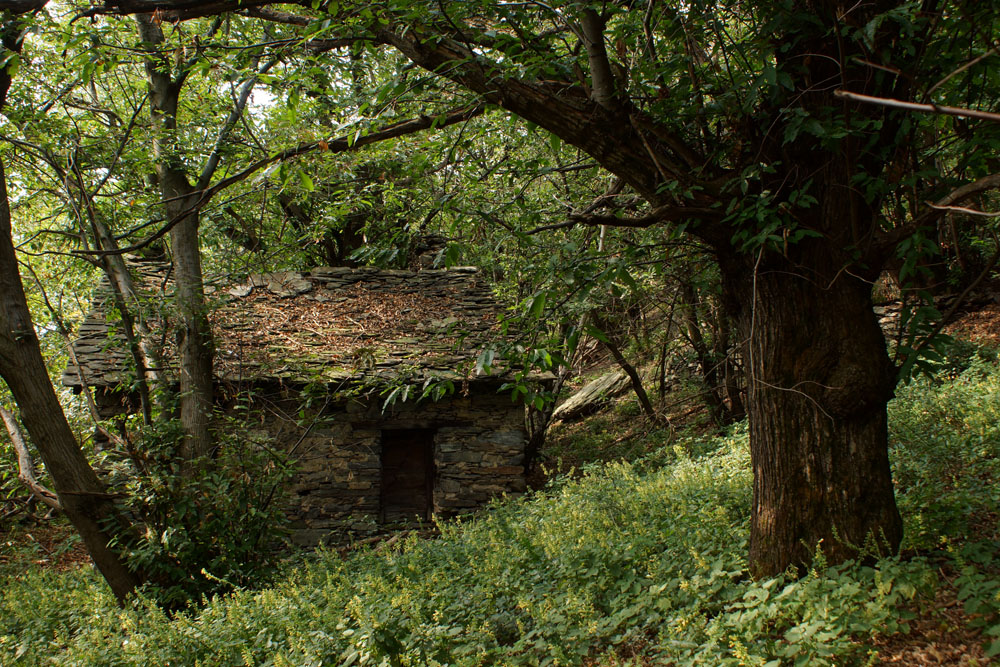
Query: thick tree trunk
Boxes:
[
  {"xmin": 0, "ymin": 161, "xmax": 140, "ymax": 602},
  {"xmin": 721, "ymin": 243, "xmax": 903, "ymax": 578}
]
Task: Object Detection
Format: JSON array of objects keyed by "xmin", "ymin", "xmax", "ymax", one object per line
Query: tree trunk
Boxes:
[
  {"xmin": 591, "ymin": 313, "xmax": 658, "ymax": 421},
  {"xmin": 721, "ymin": 243, "xmax": 903, "ymax": 578},
  {"xmin": 137, "ymin": 14, "xmax": 215, "ymax": 461},
  {"xmin": 0, "ymin": 160, "xmax": 140, "ymax": 602},
  {"xmin": 1, "ymin": 405, "xmax": 62, "ymax": 510},
  {"xmin": 162, "ymin": 176, "xmax": 215, "ymax": 462}
]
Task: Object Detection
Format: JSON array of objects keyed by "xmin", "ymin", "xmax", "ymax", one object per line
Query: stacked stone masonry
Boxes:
[{"xmin": 248, "ymin": 384, "xmax": 526, "ymax": 547}]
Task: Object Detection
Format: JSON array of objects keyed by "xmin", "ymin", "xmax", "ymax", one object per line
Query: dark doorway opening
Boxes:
[{"xmin": 380, "ymin": 429, "xmax": 435, "ymax": 522}]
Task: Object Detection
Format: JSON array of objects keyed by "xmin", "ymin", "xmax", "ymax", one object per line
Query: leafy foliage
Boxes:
[
  {"xmin": 890, "ymin": 349, "xmax": 1000, "ymax": 551},
  {"xmin": 110, "ymin": 415, "xmax": 293, "ymax": 608},
  {"xmin": 3, "ymin": 348, "xmax": 999, "ymax": 664},
  {"xmin": 2, "ymin": 0, "xmax": 1000, "ymax": 647}
]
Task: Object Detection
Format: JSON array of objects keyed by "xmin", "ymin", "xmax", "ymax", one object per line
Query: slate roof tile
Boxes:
[{"xmin": 62, "ymin": 260, "xmax": 502, "ymax": 388}]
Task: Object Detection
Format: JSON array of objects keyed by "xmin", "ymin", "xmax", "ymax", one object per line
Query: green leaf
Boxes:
[
  {"xmin": 548, "ymin": 132, "xmax": 561, "ymax": 154},
  {"xmin": 298, "ymin": 171, "xmax": 315, "ymax": 192},
  {"xmin": 527, "ymin": 291, "xmax": 547, "ymax": 318},
  {"xmin": 475, "ymin": 348, "xmax": 495, "ymax": 375},
  {"xmin": 585, "ymin": 324, "xmax": 610, "ymax": 344},
  {"xmin": 762, "ymin": 64, "xmax": 776, "ymax": 86}
]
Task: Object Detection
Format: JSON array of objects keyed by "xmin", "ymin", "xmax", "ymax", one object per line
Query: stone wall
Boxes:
[{"xmin": 240, "ymin": 382, "xmax": 527, "ymax": 546}]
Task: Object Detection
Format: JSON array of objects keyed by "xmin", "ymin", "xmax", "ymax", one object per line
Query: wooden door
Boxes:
[{"xmin": 380, "ymin": 429, "xmax": 435, "ymax": 522}]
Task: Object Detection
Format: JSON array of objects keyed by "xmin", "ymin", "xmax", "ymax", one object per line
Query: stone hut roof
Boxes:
[{"xmin": 62, "ymin": 262, "xmax": 503, "ymax": 390}]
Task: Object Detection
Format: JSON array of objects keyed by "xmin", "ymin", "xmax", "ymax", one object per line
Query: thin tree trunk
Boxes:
[
  {"xmin": 76, "ymin": 197, "xmax": 160, "ymax": 425},
  {"xmin": 1, "ymin": 405, "xmax": 61, "ymax": 510},
  {"xmin": 136, "ymin": 14, "xmax": 215, "ymax": 462},
  {"xmin": 591, "ymin": 313, "xmax": 657, "ymax": 420},
  {"xmin": 161, "ymin": 174, "xmax": 215, "ymax": 462},
  {"xmin": 722, "ymin": 243, "xmax": 903, "ymax": 577},
  {"xmin": 679, "ymin": 281, "xmax": 730, "ymax": 425},
  {"xmin": 714, "ymin": 301, "xmax": 745, "ymax": 420},
  {"xmin": 68, "ymin": 161, "xmax": 165, "ymax": 424}
]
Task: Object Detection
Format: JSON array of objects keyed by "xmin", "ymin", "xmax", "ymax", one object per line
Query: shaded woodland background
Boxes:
[{"xmin": 0, "ymin": 1, "xmax": 999, "ymax": 662}]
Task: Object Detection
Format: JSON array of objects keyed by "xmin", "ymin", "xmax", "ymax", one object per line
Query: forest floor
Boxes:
[
  {"xmin": 547, "ymin": 297, "xmax": 1000, "ymax": 666},
  {"xmin": 0, "ymin": 522, "xmax": 89, "ymax": 575},
  {"xmin": 870, "ymin": 583, "xmax": 991, "ymax": 665},
  {"xmin": 2, "ymin": 297, "xmax": 999, "ymax": 664}
]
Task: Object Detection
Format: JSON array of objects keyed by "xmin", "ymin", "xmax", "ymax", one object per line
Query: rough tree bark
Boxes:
[{"xmin": 720, "ymin": 240, "xmax": 903, "ymax": 575}]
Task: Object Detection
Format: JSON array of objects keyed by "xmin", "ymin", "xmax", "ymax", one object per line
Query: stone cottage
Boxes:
[{"xmin": 62, "ymin": 261, "xmax": 530, "ymax": 545}]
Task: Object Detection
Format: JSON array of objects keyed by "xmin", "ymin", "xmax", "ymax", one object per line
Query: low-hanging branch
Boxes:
[
  {"xmin": 926, "ymin": 202, "xmax": 1000, "ymax": 217},
  {"xmin": 80, "ymin": 0, "xmax": 274, "ymax": 21},
  {"xmin": 206, "ymin": 103, "xmax": 486, "ymax": 200},
  {"xmin": 74, "ymin": 102, "xmax": 486, "ymax": 257},
  {"xmin": 872, "ymin": 171, "xmax": 1000, "ymax": 260},
  {"xmin": 0, "ymin": 0, "xmax": 47, "ymax": 13}
]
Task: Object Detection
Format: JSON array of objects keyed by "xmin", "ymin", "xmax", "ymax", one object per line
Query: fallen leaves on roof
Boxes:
[{"xmin": 64, "ymin": 265, "xmax": 501, "ymax": 387}]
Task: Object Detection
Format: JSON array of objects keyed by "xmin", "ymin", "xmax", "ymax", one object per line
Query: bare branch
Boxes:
[
  {"xmin": 926, "ymin": 202, "xmax": 1000, "ymax": 217},
  {"xmin": 0, "ymin": 405, "xmax": 62, "ymax": 510},
  {"xmin": 873, "ymin": 172, "xmax": 1000, "ymax": 262},
  {"xmin": 196, "ymin": 55, "xmax": 278, "ymax": 190},
  {"xmin": 850, "ymin": 57, "xmax": 903, "ymax": 76},
  {"xmin": 206, "ymin": 102, "xmax": 485, "ymax": 195},
  {"xmin": 928, "ymin": 173, "xmax": 1000, "ymax": 213},
  {"xmin": 924, "ymin": 47, "xmax": 999, "ymax": 101},
  {"xmin": 835, "ymin": 89, "xmax": 1000, "ymax": 123}
]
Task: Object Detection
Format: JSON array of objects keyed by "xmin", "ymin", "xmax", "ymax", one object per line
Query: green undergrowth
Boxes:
[{"xmin": 2, "ymin": 353, "xmax": 1000, "ymax": 665}]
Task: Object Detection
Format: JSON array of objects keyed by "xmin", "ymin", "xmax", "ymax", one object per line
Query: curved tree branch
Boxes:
[
  {"xmin": 83, "ymin": 0, "xmax": 274, "ymax": 21},
  {"xmin": 0, "ymin": 405, "xmax": 62, "ymax": 510},
  {"xmin": 578, "ymin": 8, "xmax": 617, "ymax": 110}
]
